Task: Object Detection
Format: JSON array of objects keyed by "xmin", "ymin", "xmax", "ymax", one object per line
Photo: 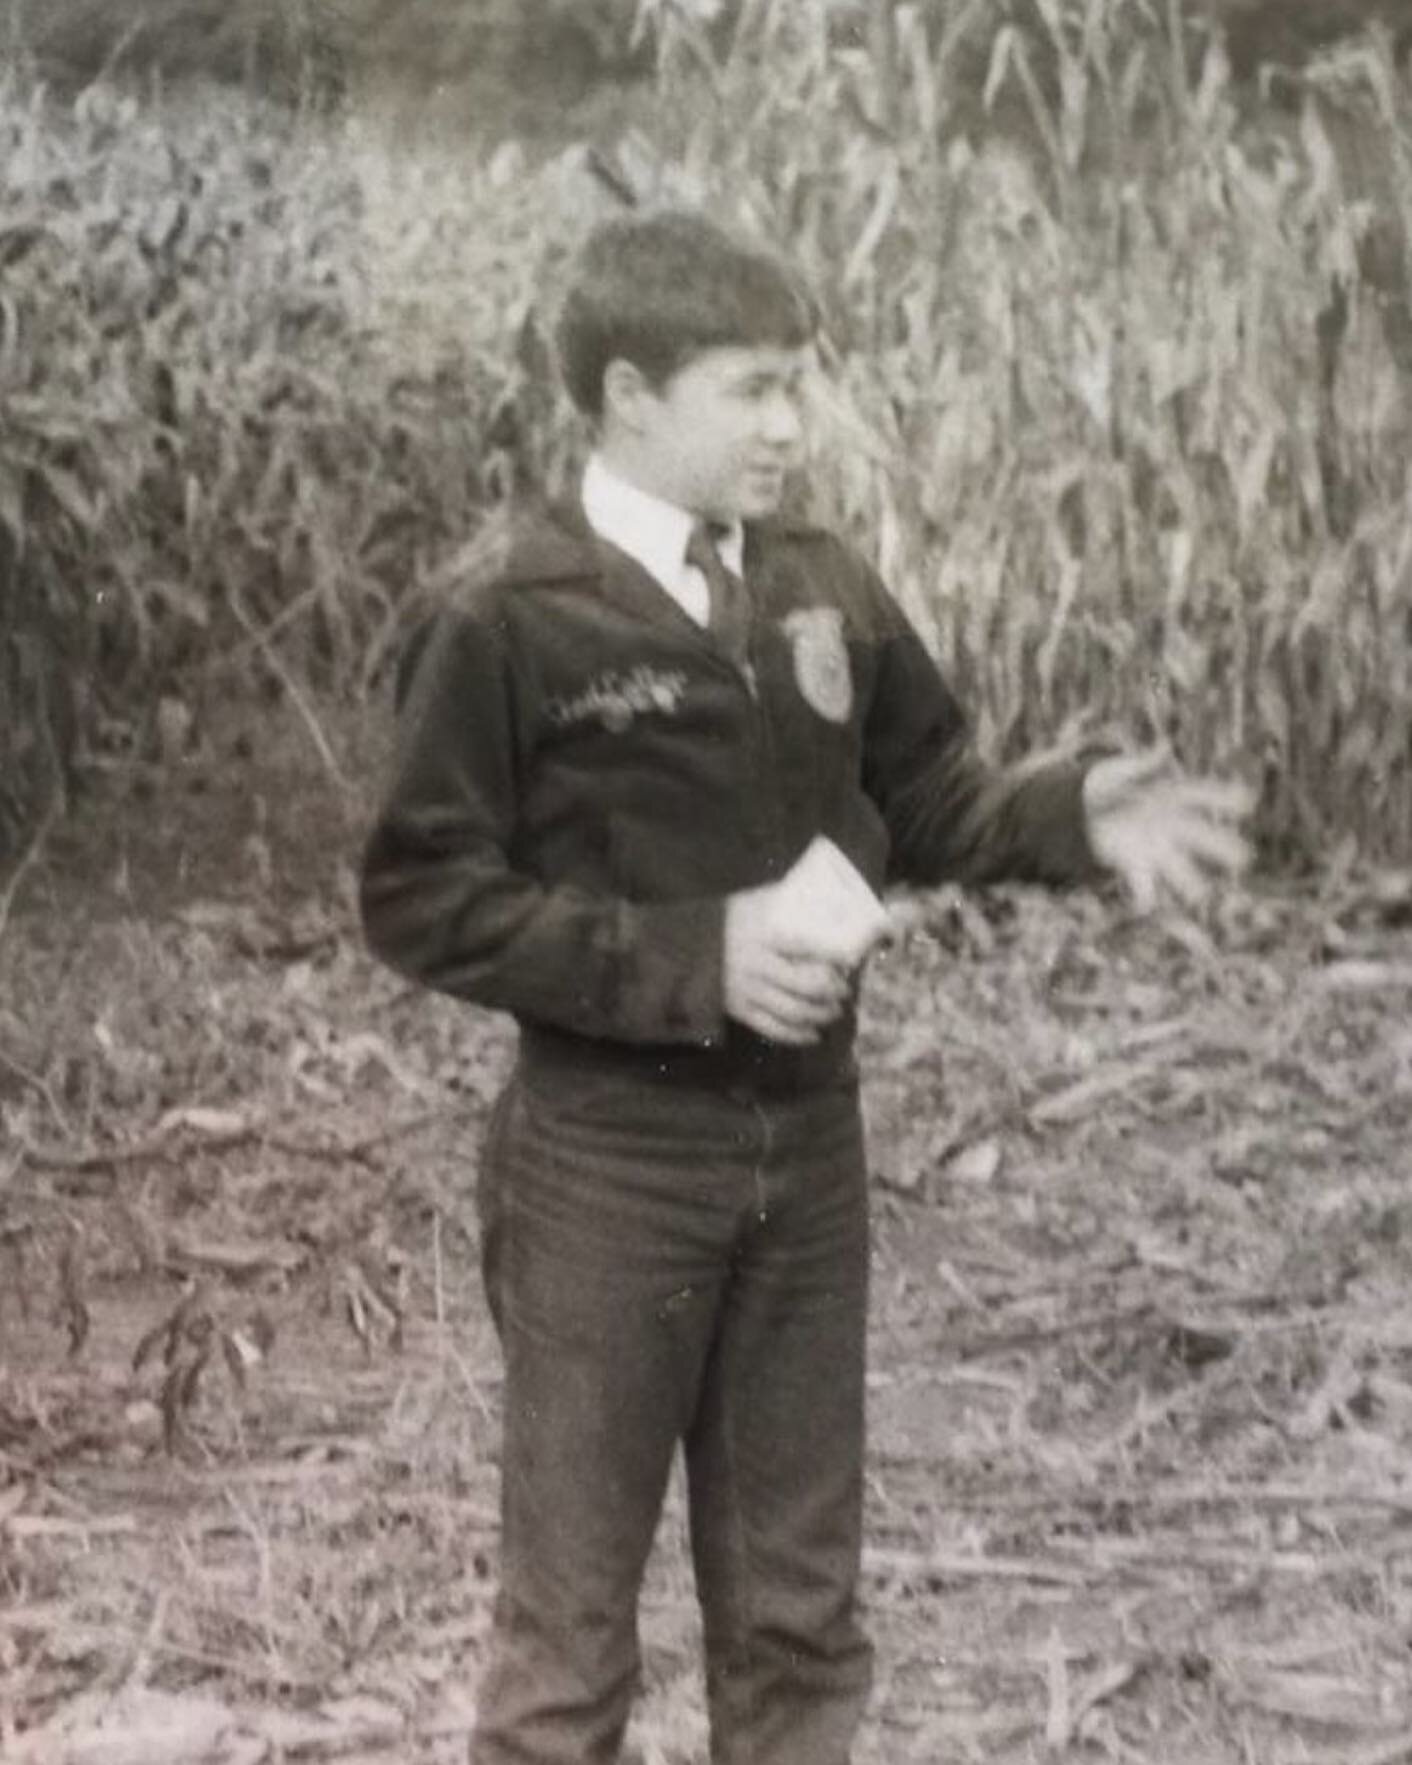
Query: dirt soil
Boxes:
[{"xmin": 4, "ymin": 738, "xmax": 1412, "ymax": 1765}]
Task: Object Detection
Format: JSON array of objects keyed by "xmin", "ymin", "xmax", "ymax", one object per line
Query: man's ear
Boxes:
[{"xmin": 601, "ymin": 358, "xmax": 654, "ymax": 433}]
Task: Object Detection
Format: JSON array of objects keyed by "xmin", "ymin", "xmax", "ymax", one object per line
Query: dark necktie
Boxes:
[{"xmin": 685, "ymin": 520, "xmax": 752, "ymax": 676}]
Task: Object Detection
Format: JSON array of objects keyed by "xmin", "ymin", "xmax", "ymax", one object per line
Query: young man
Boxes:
[{"xmin": 359, "ymin": 209, "xmax": 1248, "ymax": 1765}]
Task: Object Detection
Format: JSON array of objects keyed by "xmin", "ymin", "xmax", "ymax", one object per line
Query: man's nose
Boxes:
[{"xmin": 760, "ymin": 387, "xmax": 804, "ymax": 446}]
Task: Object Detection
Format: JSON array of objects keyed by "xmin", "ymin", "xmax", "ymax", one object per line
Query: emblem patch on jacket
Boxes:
[
  {"xmin": 547, "ymin": 666, "xmax": 689, "ymax": 735},
  {"xmin": 782, "ymin": 607, "xmax": 853, "ymax": 724}
]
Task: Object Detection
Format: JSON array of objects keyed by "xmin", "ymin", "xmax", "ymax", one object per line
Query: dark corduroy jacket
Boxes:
[{"xmin": 359, "ymin": 501, "xmax": 1100, "ymax": 1094}]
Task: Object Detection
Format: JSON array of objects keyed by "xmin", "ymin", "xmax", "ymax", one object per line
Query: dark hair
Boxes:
[{"xmin": 555, "ymin": 209, "xmax": 818, "ymax": 419}]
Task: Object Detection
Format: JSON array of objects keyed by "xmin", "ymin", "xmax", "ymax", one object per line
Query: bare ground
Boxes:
[{"xmin": 4, "ymin": 740, "xmax": 1412, "ymax": 1764}]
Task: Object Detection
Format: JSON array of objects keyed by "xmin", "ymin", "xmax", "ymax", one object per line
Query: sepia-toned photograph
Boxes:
[{"xmin": 3, "ymin": 2, "xmax": 1411, "ymax": 1760}]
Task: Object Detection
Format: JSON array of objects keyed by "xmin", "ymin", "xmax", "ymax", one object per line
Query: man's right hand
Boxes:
[{"xmin": 722, "ymin": 884, "xmax": 854, "ymax": 1046}]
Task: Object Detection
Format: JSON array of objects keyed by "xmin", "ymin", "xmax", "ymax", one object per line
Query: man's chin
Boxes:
[{"xmin": 736, "ymin": 475, "xmax": 787, "ymax": 518}]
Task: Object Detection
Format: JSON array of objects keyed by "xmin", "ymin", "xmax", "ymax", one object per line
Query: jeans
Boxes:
[{"xmin": 469, "ymin": 1060, "xmax": 873, "ymax": 1765}]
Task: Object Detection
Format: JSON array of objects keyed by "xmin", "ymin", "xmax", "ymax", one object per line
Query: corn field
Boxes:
[
  {"xmin": 3, "ymin": 0, "xmax": 1412, "ymax": 866},
  {"xmin": 10, "ymin": 11, "xmax": 1412, "ymax": 1761}
]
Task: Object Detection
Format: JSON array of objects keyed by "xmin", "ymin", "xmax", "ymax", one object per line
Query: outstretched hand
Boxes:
[{"xmin": 1082, "ymin": 749, "xmax": 1254, "ymax": 912}]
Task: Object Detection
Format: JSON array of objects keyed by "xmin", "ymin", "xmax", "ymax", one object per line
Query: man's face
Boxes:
[{"xmin": 613, "ymin": 343, "xmax": 812, "ymax": 521}]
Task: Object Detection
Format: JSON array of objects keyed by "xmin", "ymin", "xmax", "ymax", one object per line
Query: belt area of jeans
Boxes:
[{"xmin": 517, "ymin": 1017, "xmax": 859, "ymax": 1102}]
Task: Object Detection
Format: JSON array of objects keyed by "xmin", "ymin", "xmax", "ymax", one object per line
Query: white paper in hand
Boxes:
[{"xmin": 771, "ymin": 837, "xmax": 890, "ymax": 970}]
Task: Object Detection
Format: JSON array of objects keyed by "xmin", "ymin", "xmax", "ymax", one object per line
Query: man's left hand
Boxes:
[{"xmin": 1082, "ymin": 749, "xmax": 1255, "ymax": 912}]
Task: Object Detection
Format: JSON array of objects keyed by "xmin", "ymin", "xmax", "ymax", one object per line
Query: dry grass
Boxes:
[
  {"xmin": 631, "ymin": 1, "xmax": 1412, "ymax": 858},
  {"xmin": 2, "ymin": 0, "xmax": 635, "ymax": 103},
  {"xmin": 4, "ymin": 0, "xmax": 1412, "ymax": 870},
  {"xmin": 0, "ymin": 64, "xmax": 580, "ymax": 850}
]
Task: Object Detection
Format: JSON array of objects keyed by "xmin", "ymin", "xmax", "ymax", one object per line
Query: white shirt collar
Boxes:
[{"xmin": 581, "ymin": 455, "xmax": 744, "ymax": 622}]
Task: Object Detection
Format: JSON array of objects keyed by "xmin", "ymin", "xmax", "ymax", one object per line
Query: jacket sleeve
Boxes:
[
  {"xmin": 359, "ymin": 601, "xmax": 727, "ymax": 1045},
  {"xmin": 857, "ymin": 564, "xmax": 1103, "ymax": 889}
]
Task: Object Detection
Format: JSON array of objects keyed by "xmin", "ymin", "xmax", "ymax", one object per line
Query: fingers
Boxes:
[
  {"xmin": 770, "ymin": 914, "xmax": 887, "ymax": 967},
  {"xmin": 1118, "ymin": 812, "xmax": 1253, "ymax": 912},
  {"xmin": 735, "ymin": 987, "xmax": 837, "ymax": 1046},
  {"xmin": 1087, "ymin": 756, "xmax": 1257, "ymax": 915},
  {"xmin": 1120, "ymin": 853, "xmax": 1159, "ymax": 915},
  {"xmin": 1157, "ymin": 783, "xmax": 1256, "ymax": 890},
  {"xmin": 776, "ymin": 953, "xmax": 853, "ymax": 1005},
  {"xmin": 732, "ymin": 1007, "xmax": 817, "ymax": 1046},
  {"xmin": 1171, "ymin": 810, "xmax": 1252, "ymax": 876},
  {"xmin": 1087, "ymin": 755, "xmax": 1257, "ymax": 825},
  {"xmin": 736, "ymin": 1002, "xmax": 826, "ymax": 1046},
  {"xmin": 759, "ymin": 956, "xmax": 851, "ymax": 1023},
  {"xmin": 1150, "ymin": 845, "xmax": 1208, "ymax": 912},
  {"xmin": 1166, "ymin": 777, "xmax": 1259, "ymax": 825},
  {"xmin": 1083, "ymin": 747, "xmax": 1175, "ymax": 814},
  {"xmin": 732, "ymin": 953, "xmax": 854, "ymax": 1045}
]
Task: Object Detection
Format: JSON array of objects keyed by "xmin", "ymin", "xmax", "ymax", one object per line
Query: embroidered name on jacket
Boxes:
[{"xmin": 547, "ymin": 666, "xmax": 689, "ymax": 734}]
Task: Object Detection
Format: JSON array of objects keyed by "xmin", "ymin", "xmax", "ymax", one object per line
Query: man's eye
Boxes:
[{"xmin": 739, "ymin": 378, "xmax": 802, "ymax": 401}]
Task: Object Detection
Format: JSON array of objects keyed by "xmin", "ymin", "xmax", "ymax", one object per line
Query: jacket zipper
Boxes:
[{"xmin": 739, "ymin": 633, "xmax": 787, "ymax": 874}]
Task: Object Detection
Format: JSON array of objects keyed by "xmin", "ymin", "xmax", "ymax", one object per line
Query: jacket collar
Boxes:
[{"xmin": 498, "ymin": 495, "xmax": 821, "ymax": 590}]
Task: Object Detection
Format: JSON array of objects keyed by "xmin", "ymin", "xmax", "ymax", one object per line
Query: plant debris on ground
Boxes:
[{"xmin": 3, "ymin": 760, "xmax": 1412, "ymax": 1764}]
